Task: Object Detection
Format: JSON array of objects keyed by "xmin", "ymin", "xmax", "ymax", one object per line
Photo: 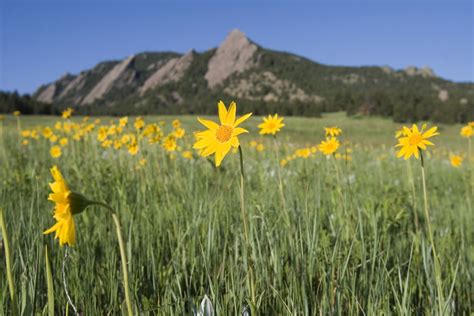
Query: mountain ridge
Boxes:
[{"xmin": 24, "ymin": 29, "xmax": 474, "ymax": 122}]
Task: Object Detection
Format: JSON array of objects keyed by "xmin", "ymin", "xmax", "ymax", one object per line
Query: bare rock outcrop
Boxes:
[
  {"xmin": 140, "ymin": 51, "xmax": 194, "ymax": 94},
  {"xmin": 438, "ymin": 89, "xmax": 449, "ymax": 102},
  {"xmin": 205, "ymin": 29, "xmax": 257, "ymax": 88},
  {"xmin": 58, "ymin": 72, "xmax": 86, "ymax": 99},
  {"xmin": 404, "ymin": 66, "xmax": 436, "ymax": 78},
  {"xmin": 81, "ymin": 55, "xmax": 135, "ymax": 105},
  {"xmin": 36, "ymin": 83, "xmax": 56, "ymax": 103}
]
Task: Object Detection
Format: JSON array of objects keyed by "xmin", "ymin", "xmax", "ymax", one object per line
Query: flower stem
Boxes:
[
  {"xmin": 273, "ymin": 136, "xmax": 289, "ymax": 225},
  {"xmin": 420, "ymin": 152, "xmax": 444, "ymax": 314},
  {"xmin": 406, "ymin": 161, "xmax": 419, "ymax": 233},
  {"xmin": 0, "ymin": 208, "xmax": 18, "ymax": 316},
  {"xmin": 62, "ymin": 247, "xmax": 79, "ymax": 315},
  {"xmin": 237, "ymin": 146, "xmax": 256, "ymax": 309},
  {"xmin": 91, "ymin": 202, "xmax": 133, "ymax": 316}
]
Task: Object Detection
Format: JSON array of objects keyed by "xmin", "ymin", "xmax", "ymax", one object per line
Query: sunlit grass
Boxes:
[{"xmin": 0, "ymin": 113, "xmax": 472, "ymax": 314}]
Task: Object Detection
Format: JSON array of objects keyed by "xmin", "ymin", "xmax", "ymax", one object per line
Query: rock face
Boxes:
[
  {"xmin": 438, "ymin": 89, "xmax": 449, "ymax": 102},
  {"xmin": 36, "ymin": 83, "xmax": 56, "ymax": 103},
  {"xmin": 140, "ymin": 51, "xmax": 194, "ymax": 94},
  {"xmin": 81, "ymin": 55, "xmax": 135, "ymax": 105},
  {"xmin": 58, "ymin": 72, "xmax": 86, "ymax": 99},
  {"xmin": 205, "ymin": 29, "xmax": 257, "ymax": 88},
  {"xmin": 404, "ymin": 66, "xmax": 436, "ymax": 78}
]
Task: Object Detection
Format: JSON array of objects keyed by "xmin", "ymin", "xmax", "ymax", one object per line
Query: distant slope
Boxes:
[{"xmin": 19, "ymin": 29, "xmax": 472, "ymax": 122}]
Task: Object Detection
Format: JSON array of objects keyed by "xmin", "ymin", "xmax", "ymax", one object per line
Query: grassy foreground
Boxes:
[{"xmin": 0, "ymin": 112, "xmax": 472, "ymax": 315}]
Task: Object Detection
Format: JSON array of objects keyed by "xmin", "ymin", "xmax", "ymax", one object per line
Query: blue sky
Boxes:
[{"xmin": 1, "ymin": 0, "xmax": 472, "ymax": 94}]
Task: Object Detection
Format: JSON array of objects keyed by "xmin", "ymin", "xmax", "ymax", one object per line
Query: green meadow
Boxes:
[{"xmin": 0, "ymin": 112, "xmax": 472, "ymax": 315}]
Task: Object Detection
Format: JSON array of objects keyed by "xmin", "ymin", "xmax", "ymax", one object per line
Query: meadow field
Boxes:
[{"xmin": 0, "ymin": 111, "xmax": 472, "ymax": 315}]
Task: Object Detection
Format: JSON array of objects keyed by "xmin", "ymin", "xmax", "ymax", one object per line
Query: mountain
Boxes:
[{"xmin": 26, "ymin": 29, "xmax": 474, "ymax": 122}]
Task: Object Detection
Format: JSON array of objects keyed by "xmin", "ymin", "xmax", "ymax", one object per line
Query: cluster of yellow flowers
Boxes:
[
  {"xmin": 249, "ymin": 140, "xmax": 265, "ymax": 152},
  {"xmin": 21, "ymin": 116, "xmax": 97, "ymax": 157},
  {"xmin": 18, "ymin": 108, "xmax": 190, "ymax": 164}
]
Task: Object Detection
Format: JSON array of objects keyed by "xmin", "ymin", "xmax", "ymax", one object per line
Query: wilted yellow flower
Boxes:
[
  {"xmin": 193, "ymin": 101, "xmax": 252, "ymax": 167},
  {"xmin": 395, "ymin": 124, "xmax": 438, "ymax": 160},
  {"xmin": 59, "ymin": 138, "xmax": 68, "ymax": 147},
  {"xmin": 134, "ymin": 117, "xmax": 145, "ymax": 130},
  {"xmin": 450, "ymin": 154, "xmax": 463, "ymax": 167},
  {"xmin": 172, "ymin": 119, "xmax": 181, "ymax": 129},
  {"xmin": 174, "ymin": 128, "xmax": 185, "ymax": 139},
  {"xmin": 325, "ymin": 127, "xmax": 342, "ymax": 137},
  {"xmin": 182, "ymin": 150, "xmax": 193, "ymax": 159},
  {"xmin": 460, "ymin": 125, "xmax": 473, "ymax": 138},
  {"xmin": 43, "ymin": 166, "xmax": 91, "ymax": 246},
  {"xmin": 319, "ymin": 137, "xmax": 340, "ymax": 155},
  {"xmin": 13, "ymin": 111, "xmax": 21, "ymax": 116},
  {"xmin": 62, "ymin": 108, "xmax": 73, "ymax": 119},
  {"xmin": 50, "ymin": 146, "xmax": 62, "ymax": 158},
  {"xmin": 119, "ymin": 116, "xmax": 128, "ymax": 128},
  {"xmin": 258, "ymin": 114, "xmax": 284, "ymax": 135}
]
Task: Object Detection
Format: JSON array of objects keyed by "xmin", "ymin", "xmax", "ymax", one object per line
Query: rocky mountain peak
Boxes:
[{"xmin": 205, "ymin": 29, "xmax": 258, "ymax": 88}]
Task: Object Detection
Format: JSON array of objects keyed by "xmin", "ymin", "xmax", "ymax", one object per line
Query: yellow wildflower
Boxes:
[
  {"xmin": 460, "ymin": 125, "xmax": 473, "ymax": 138},
  {"xmin": 134, "ymin": 117, "xmax": 145, "ymax": 130},
  {"xmin": 62, "ymin": 108, "xmax": 73, "ymax": 119},
  {"xmin": 182, "ymin": 150, "xmax": 193, "ymax": 159},
  {"xmin": 174, "ymin": 128, "xmax": 185, "ymax": 139},
  {"xmin": 395, "ymin": 124, "xmax": 438, "ymax": 160},
  {"xmin": 319, "ymin": 137, "xmax": 340, "ymax": 155},
  {"xmin": 43, "ymin": 166, "xmax": 91, "ymax": 246},
  {"xmin": 295, "ymin": 148, "xmax": 311, "ymax": 158},
  {"xmin": 50, "ymin": 146, "xmax": 62, "ymax": 158},
  {"xmin": 258, "ymin": 114, "xmax": 285, "ymax": 135},
  {"xmin": 193, "ymin": 101, "xmax": 252, "ymax": 167},
  {"xmin": 119, "ymin": 116, "xmax": 128, "ymax": 128},
  {"xmin": 325, "ymin": 126, "xmax": 342, "ymax": 137},
  {"xmin": 450, "ymin": 154, "xmax": 462, "ymax": 167},
  {"xmin": 172, "ymin": 119, "xmax": 181, "ymax": 129},
  {"xmin": 162, "ymin": 135, "xmax": 177, "ymax": 152}
]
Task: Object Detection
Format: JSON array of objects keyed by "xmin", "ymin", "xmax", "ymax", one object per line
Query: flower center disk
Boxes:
[
  {"xmin": 215, "ymin": 125, "xmax": 233, "ymax": 143},
  {"xmin": 409, "ymin": 134, "xmax": 423, "ymax": 146}
]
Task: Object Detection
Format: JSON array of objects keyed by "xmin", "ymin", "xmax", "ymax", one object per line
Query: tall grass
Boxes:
[{"xmin": 0, "ymin": 114, "xmax": 472, "ymax": 314}]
